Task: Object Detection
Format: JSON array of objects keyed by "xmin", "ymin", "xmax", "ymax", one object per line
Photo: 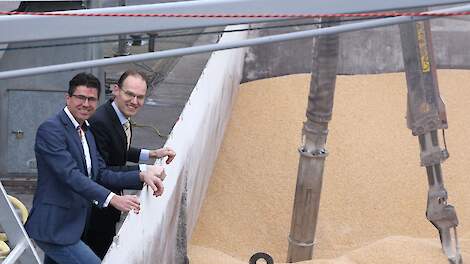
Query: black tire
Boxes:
[{"xmin": 249, "ymin": 252, "xmax": 274, "ymax": 264}]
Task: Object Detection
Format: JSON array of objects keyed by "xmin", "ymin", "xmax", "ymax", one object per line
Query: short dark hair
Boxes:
[
  {"xmin": 68, "ymin": 72, "xmax": 101, "ymax": 97},
  {"xmin": 117, "ymin": 70, "xmax": 148, "ymax": 88}
]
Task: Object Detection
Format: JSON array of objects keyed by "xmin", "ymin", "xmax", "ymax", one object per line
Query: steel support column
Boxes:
[
  {"xmin": 287, "ymin": 18, "xmax": 339, "ymax": 262},
  {"xmin": 115, "ymin": 0, "xmax": 130, "ymax": 57},
  {"xmin": 84, "ymin": 0, "xmax": 105, "ymax": 100}
]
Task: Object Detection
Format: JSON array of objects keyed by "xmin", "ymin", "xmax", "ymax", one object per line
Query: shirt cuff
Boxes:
[
  {"xmin": 139, "ymin": 164, "xmax": 147, "ymax": 172},
  {"xmin": 140, "ymin": 149, "xmax": 150, "ymax": 161},
  {"xmin": 103, "ymin": 192, "xmax": 116, "ymax": 207}
]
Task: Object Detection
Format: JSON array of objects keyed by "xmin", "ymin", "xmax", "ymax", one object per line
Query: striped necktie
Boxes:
[{"xmin": 123, "ymin": 120, "xmax": 131, "ymax": 150}]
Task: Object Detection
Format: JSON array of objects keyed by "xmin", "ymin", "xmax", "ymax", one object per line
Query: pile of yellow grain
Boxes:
[{"xmin": 189, "ymin": 70, "xmax": 470, "ymax": 263}]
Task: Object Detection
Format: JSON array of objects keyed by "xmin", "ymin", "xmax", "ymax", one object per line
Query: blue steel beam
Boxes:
[
  {"xmin": 1, "ymin": 0, "xmax": 470, "ymax": 44},
  {"xmin": 1, "ymin": 3, "xmax": 470, "ymax": 80}
]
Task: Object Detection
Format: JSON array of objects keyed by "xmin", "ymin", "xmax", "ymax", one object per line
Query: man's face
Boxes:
[
  {"xmin": 113, "ymin": 75, "xmax": 147, "ymax": 118},
  {"xmin": 66, "ymin": 85, "xmax": 99, "ymax": 124}
]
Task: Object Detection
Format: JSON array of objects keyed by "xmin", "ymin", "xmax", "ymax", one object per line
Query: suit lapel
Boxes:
[
  {"xmin": 59, "ymin": 111, "xmax": 88, "ymax": 174},
  {"xmin": 105, "ymin": 100, "xmax": 128, "ymax": 154}
]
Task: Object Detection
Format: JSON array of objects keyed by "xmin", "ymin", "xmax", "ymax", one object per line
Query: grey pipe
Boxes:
[
  {"xmin": 1, "ymin": 4, "xmax": 470, "ymax": 80},
  {"xmin": 2, "ymin": 0, "xmax": 469, "ymax": 44}
]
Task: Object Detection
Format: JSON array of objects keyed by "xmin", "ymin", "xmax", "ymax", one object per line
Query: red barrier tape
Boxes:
[{"xmin": 0, "ymin": 11, "xmax": 470, "ymax": 18}]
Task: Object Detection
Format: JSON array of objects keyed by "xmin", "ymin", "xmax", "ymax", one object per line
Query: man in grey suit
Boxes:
[{"xmin": 25, "ymin": 72, "xmax": 165, "ymax": 264}]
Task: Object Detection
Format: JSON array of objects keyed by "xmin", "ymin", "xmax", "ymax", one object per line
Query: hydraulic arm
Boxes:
[{"xmin": 399, "ymin": 16, "xmax": 462, "ymax": 264}]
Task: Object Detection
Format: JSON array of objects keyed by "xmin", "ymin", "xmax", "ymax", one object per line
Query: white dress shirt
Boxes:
[
  {"xmin": 111, "ymin": 101, "xmax": 149, "ymax": 172},
  {"xmin": 64, "ymin": 106, "xmax": 114, "ymax": 207}
]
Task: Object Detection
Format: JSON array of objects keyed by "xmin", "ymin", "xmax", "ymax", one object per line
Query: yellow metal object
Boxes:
[
  {"xmin": 0, "ymin": 240, "xmax": 11, "ymax": 258},
  {"xmin": 7, "ymin": 195, "xmax": 29, "ymax": 224},
  {"xmin": 0, "ymin": 195, "xmax": 29, "ymax": 259},
  {"xmin": 416, "ymin": 22, "xmax": 430, "ymax": 73}
]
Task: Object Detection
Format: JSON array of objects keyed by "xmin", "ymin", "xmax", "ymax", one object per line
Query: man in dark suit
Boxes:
[
  {"xmin": 83, "ymin": 70, "xmax": 176, "ymax": 259},
  {"xmin": 25, "ymin": 73, "xmax": 166, "ymax": 264}
]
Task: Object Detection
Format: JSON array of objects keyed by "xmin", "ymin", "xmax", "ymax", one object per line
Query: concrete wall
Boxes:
[
  {"xmin": 0, "ymin": 38, "xmax": 99, "ymax": 178},
  {"xmin": 102, "ymin": 25, "xmax": 248, "ymax": 264},
  {"xmin": 0, "ymin": 1, "xmax": 103, "ymax": 179},
  {"xmin": 242, "ymin": 17, "xmax": 470, "ymax": 82}
]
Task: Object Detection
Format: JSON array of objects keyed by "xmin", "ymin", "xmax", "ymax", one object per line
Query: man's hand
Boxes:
[
  {"xmin": 109, "ymin": 195, "xmax": 140, "ymax": 213},
  {"xmin": 149, "ymin": 146, "xmax": 176, "ymax": 164},
  {"xmin": 140, "ymin": 165, "xmax": 165, "ymax": 196},
  {"xmin": 146, "ymin": 164, "xmax": 167, "ymax": 181}
]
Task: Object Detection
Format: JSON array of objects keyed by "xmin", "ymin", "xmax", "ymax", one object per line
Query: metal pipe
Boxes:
[
  {"xmin": 1, "ymin": 0, "xmax": 469, "ymax": 44},
  {"xmin": 1, "ymin": 4, "xmax": 470, "ymax": 80},
  {"xmin": 287, "ymin": 17, "xmax": 339, "ymax": 262}
]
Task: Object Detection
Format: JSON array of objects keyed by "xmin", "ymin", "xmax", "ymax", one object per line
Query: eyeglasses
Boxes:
[
  {"xmin": 71, "ymin": 94, "xmax": 98, "ymax": 104},
  {"xmin": 120, "ymin": 88, "xmax": 145, "ymax": 102}
]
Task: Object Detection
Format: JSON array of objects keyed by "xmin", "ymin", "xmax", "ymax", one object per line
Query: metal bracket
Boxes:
[
  {"xmin": 288, "ymin": 235, "xmax": 315, "ymax": 247},
  {"xmin": 11, "ymin": 130, "xmax": 24, "ymax": 140},
  {"xmin": 426, "ymin": 188, "xmax": 462, "ymax": 264},
  {"xmin": 420, "ymin": 149, "xmax": 449, "ymax": 166},
  {"xmin": 298, "ymin": 147, "xmax": 328, "ymax": 159}
]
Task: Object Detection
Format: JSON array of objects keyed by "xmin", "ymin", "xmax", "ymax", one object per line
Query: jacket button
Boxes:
[{"xmin": 93, "ymin": 200, "xmax": 98, "ymax": 205}]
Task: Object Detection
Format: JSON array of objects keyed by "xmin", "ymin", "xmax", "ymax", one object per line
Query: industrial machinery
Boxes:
[
  {"xmin": 1, "ymin": 1, "xmax": 470, "ymax": 263},
  {"xmin": 287, "ymin": 14, "xmax": 463, "ymax": 264}
]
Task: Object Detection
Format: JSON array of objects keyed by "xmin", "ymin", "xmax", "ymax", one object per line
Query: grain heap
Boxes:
[{"xmin": 190, "ymin": 70, "xmax": 470, "ymax": 264}]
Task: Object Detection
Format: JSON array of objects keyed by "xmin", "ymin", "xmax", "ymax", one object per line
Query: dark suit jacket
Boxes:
[
  {"xmin": 86, "ymin": 100, "xmax": 142, "ymax": 227},
  {"xmin": 89, "ymin": 99, "xmax": 141, "ymax": 173},
  {"xmin": 24, "ymin": 109, "xmax": 143, "ymax": 245}
]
